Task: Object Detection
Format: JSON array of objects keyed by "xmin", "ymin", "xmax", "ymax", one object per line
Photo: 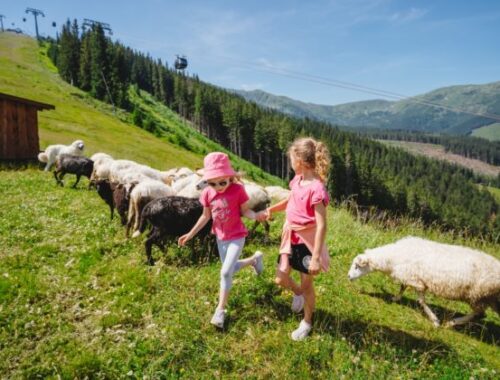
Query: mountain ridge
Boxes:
[{"xmin": 234, "ymin": 81, "xmax": 500, "ymax": 135}]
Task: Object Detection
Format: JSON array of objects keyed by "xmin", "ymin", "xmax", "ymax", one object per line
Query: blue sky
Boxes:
[{"xmin": 3, "ymin": 0, "xmax": 500, "ymax": 105}]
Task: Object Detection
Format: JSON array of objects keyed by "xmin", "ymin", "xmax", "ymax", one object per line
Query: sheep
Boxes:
[
  {"xmin": 89, "ymin": 153, "xmax": 114, "ymax": 183},
  {"xmin": 108, "ymin": 160, "xmax": 173, "ymax": 185},
  {"xmin": 133, "ymin": 196, "xmax": 212, "ymax": 265},
  {"xmin": 348, "ymin": 236, "xmax": 500, "ymax": 328},
  {"xmin": 94, "ymin": 180, "xmax": 132, "ymax": 225},
  {"xmin": 90, "ymin": 152, "xmax": 113, "ymax": 162},
  {"xmin": 126, "ymin": 180, "xmax": 175, "ymax": 236},
  {"xmin": 265, "ymin": 185, "xmax": 290, "ymax": 203},
  {"xmin": 38, "ymin": 140, "xmax": 85, "ymax": 171},
  {"xmin": 243, "ymin": 182, "xmax": 271, "ymax": 240},
  {"xmin": 53, "ymin": 154, "xmax": 94, "ymax": 189}
]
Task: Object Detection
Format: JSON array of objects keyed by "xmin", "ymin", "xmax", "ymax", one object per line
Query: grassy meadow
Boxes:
[
  {"xmin": 471, "ymin": 123, "xmax": 500, "ymax": 142},
  {"xmin": 0, "ymin": 169, "xmax": 499, "ymax": 379}
]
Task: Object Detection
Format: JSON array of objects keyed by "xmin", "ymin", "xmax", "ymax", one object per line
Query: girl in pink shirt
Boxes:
[
  {"xmin": 178, "ymin": 152, "xmax": 264, "ymax": 329},
  {"xmin": 262, "ymin": 137, "xmax": 330, "ymax": 340}
]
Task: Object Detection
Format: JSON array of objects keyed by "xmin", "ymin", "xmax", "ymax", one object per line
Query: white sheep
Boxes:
[
  {"xmin": 171, "ymin": 173, "xmax": 202, "ymax": 194},
  {"xmin": 348, "ymin": 236, "xmax": 500, "ymax": 327},
  {"xmin": 90, "ymin": 152, "xmax": 113, "ymax": 162},
  {"xmin": 126, "ymin": 179, "xmax": 175, "ymax": 236},
  {"xmin": 90, "ymin": 153, "xmax": 114, "ymax": 182},
  {"xmin": 109, "ymin": 160, "xmax": 174, "ymax": 185},
  {"xmin": 38, "ymin": 140, "xmax": 85, "ymax": 171},
  {"xmin": 264, "ymin": 185, "xmax": 290, "ymax": 203}
]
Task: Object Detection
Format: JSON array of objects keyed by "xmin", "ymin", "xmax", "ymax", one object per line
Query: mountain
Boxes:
[{"xmin": 234, "ymin": 82, "xmax": 500, "ymax": 135}]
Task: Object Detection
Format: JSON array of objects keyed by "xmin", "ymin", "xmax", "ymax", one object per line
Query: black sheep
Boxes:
[
  {"xmin": 94, "ymin": 180, "xmax": 132, "ymax": 225},
  {"xmin": 136, "ymin": 196, "xmax": 213, "ymax": 265},
  {"xmin": 53, "ymin": 154, "xmax": 94, "ymax": 188}
]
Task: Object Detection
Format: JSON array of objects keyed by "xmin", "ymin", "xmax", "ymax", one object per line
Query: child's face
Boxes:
[
  {"xmin": 290, "ymin": 154, "xmax": 303, "ymax": 174},
  {"xmin": 207, "ymin": 176, "xmax": 231, "ymax": 193}
]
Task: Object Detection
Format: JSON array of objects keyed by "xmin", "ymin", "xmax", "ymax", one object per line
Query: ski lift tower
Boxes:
[
  {"xmin": 25, "ymin": 8, "xmax": 45, "ymax": 40},
  {"xmin": 82, "ymin": 18, "xmax": 113, "ymax": 35}
]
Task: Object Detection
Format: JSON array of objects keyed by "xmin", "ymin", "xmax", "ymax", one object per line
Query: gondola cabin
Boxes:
[
  {"xmin": 174, "ymin": 55, "xmax": 188, "ymax": 70},
  {"xmin": 0, "ymin": 92, "xmax": 55, "ymax": 161}
]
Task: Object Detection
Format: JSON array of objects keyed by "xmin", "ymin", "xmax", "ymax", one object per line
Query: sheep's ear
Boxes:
[{"xmin": 357, "ymin": 255, "xmax": 368, "ymax": 266}]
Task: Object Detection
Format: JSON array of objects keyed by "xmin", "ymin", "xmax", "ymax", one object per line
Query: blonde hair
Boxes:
[{"xmin": 288, "ymin": 137, "xmax": 330, "ymax": 183}]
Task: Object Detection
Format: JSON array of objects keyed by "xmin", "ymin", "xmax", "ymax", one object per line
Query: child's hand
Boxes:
[
  {"xmin": 178, "ymin": 234, "xmax": 191, "ymax": 247},
  {"xmin": 265, "ymin": 208, "xmax": 273, "ymax": 221},
  {"xmin": 308, "ymin": 257, "xmax": 320, "ymax": 275},
  {"xmin": 256, "ymin": 211, "xmax": 268, "ymax": 222}
]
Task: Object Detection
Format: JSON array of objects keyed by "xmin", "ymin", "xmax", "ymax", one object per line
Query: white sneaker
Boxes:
[
  {"xmin": 291, "ymin": 320, "xmax": 312, "ymax": 341},
  {"xmin": 291, "ymin": 294, "xmax": 304, "ymax": 313},
  {"xmin": 253, "ymin": 251, "xmax": 264, "ymax": 275},
  {"xmin": 210, "ymin": 308, "xmax": 225, "ymax": 328}
]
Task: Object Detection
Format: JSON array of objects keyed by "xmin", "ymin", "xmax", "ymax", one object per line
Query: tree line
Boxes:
[
  {"xmin": 46, "ymin": 19, "xmax": 500, "ymax": 241},
  {"xmin": 353, "ymin": 128, "xmax": 500, "ymax": 166}
]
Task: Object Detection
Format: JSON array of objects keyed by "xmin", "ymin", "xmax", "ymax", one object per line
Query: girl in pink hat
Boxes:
[{"xmin": 178, "ymin": 152, "xmax": 265, "ymax": 329}]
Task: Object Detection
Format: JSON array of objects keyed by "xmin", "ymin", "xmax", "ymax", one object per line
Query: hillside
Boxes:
[
  {"xmin": 471, "ymin": 123, "xmax": 500, "ymax": 141},
  {"xmin": 0, "ymin": 33, "xmax": 278, "ymax": 185},
  {"xmin": 235, "ymin": 82, "xmax": 500, "ymax": 135},
  {"xmin": 378, "ymin": 140, "xmax": 500, "ymax": 178}
]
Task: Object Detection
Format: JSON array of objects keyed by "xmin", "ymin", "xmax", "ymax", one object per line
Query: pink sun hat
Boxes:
[{"xmin": 202, "ymin": 152, "xmax": 236, "ymax": 180}]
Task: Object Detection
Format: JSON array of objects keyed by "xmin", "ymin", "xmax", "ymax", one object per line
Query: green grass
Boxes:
[
  {"xmin": 0, "ymin": 169, "xmax": 499, "ymax": 378},
  {"xmin": 471, "ymin": 123, "xmax": 500, "ymax": 141}
]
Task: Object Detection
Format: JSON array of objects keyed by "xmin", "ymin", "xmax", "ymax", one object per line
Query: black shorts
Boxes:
[{"xmin": 277, "ymin": 244, "xmax": 312, "ymax": 274}]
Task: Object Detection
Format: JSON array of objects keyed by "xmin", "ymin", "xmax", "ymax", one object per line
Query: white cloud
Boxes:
[
  {"xmin": 240, "ymin": 83, "xmax": 266, "ymax": 91},
  {"xmin": 390, "ymin": 7, "xmax": 428, "ymax": 23}
]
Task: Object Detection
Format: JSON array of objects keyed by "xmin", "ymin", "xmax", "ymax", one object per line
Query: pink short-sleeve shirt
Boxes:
[
  {"xmin": 200, "ymin": 182, "xmax": 249, "ymax": 241},
  {"xmin": 286, "ymin": 175, "xmax": 329, "ymax": 244}
]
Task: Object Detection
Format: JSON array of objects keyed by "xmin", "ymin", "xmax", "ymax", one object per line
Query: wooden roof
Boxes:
[{"xmin": 0, "ymin": 92, "xmax": 55, "ymax": 110}]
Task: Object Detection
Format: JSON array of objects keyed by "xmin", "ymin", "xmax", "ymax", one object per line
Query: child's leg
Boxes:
[
  {"xmin": 275, "ymin": 255, "xmax": 302, "ymax": 295},
  {"xmin": 216, "ymin": 238, "xmax": 246, "ymax": 310},
  {"xmin": 300, "ymin": 273, "xmax": 315, "ymax": 324}
]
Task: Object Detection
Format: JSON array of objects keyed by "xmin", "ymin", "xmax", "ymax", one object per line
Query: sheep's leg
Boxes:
[
  {"xmin": 72, "ymin": 174, "xmax": 81, "ymax": 188},
  {"xmin": 125, "ymin": 201, "xmax": 134, "ymax": 238},
  {"xmin": 44, "ymin": 161, "xmax": 51, "ymax": 171},
  {"xmin": 444, "ymin": 307, "xmax": 485, "ymax": 328},
  {"xmin": 263, "ymin": 220, "xmax": 270, "ymax": 243},
  {"xmin": 59, "ymin": 172, "xmax": 66, "ymax": 186},
  {"xmin": 392, "ymin": 284, "xmax": 407, "ymax": 302},
  {"xmin": 417, "ymin": 291, "xmax": 440, "ymax": 327},
  {"xmin": 145, "ymin": 233, "xmax": 156, "ymax": 266},
  {"xmin": 249, "ymin": 220, "xmax": 259, "ymax": 236},
  {"xmin": 53, "ymin": 170, "xmax": 63, "ymax": 186}
]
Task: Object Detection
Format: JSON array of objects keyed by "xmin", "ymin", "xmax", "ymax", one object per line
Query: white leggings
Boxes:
[{"xmin": 216, "ymin": 237, "xmax": 246, "ymax": 291}]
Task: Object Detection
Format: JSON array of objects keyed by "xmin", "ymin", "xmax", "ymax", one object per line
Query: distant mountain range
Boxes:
[{"xmin": 234, "ymin": 81, "xmax": 500, "ymax": 135}]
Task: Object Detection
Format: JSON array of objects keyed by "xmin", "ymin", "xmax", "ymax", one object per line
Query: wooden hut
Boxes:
[{"xmin": 0, "ymin": 92, "xmax": 55, "ymax": 161}]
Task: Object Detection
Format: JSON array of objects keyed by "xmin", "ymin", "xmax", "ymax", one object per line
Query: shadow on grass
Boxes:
[
  {"xmin": 364, "ymin": 291, "xmax": 500, "ymax": 345},
  {"xmin": 244, "ymin": 283, "xmax": 459, "ymax": 363}
]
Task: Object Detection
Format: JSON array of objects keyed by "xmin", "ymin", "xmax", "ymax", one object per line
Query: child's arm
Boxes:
[
  {"xmin": 241, "ymin": 201, "xmax": 257, "ymax": 220},
  {"xmin": 265, "ymin": 195, "xmax": 290, "ymax": 220},
  {"xmin": 178, "ymin": 207, "xmax": 212, "ymax": 246},
  {"xmin": 309, "ymin": 202, "xmax": 327, "ymax": 275}
]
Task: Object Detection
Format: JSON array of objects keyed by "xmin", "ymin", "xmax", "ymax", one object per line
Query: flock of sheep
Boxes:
[
  {"xmin": 38, "ymin": 140, "xmax": 289, "ymax": 265},
  {"xmin": 37, "ymin": 140, "xmax": 500, "ymax": 329}
]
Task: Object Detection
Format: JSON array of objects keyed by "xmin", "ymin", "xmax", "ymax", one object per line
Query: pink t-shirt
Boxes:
[
  {"xmin": 286, "ymin": 175, "xmax": 329, "ymax": 244},
  {"xmin": 200, "ymin": 182, "xmax": 249, "ymax": 241}
]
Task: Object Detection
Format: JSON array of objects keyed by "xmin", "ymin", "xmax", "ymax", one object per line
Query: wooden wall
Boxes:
[{"xmin": 0, "ymin": 99, "xmax": 39, "ymax": 160}]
